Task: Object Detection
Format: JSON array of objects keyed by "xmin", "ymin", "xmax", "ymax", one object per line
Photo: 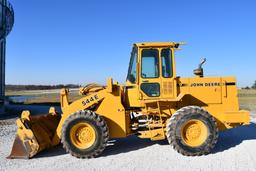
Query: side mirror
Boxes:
[{"xmin": 194, "ymin": 58, "xmax": 206, "ymax": 77}]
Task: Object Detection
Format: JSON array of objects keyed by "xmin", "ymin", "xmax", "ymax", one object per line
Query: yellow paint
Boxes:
[
  {"xmin": 138, "ymin": 128, "xmax": 165, "ymax": 140},
  {"xmin": 223, "ymin": 110, "xmax": 250, "ymax": 125},
  {"xmin": 181, "ymin": 119, "xmax": 208, "ymax": 147},
  {"xmin": 69, "ymin": 122, "xmax": 96, "ymax": 149},
  {"xmin": 52, "ymin": 81, "xmax": 128, "ymax": 145},
  {"xmin": 125, "ymin": 81, "xmax": 140, "ymax": 107},
  {"xmin": 95, "ymin": 84, "xmax": 128, "ymax": 138}
]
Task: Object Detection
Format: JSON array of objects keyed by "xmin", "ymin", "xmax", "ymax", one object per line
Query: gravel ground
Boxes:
[{"xmin": 1, "ymin": 113, "xmax": 256, "ymax": 171}]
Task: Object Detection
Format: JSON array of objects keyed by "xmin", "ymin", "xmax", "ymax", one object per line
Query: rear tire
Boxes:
[
  {"xmin": 61, "ymin": 110, "xmax": 109, "ymax": 158},
  {"xmin": 166, "ymin": 106, "xmax": 218, "ymax": 156}
]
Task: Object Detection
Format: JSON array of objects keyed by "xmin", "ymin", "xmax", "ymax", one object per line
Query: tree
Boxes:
[
  {"xmin": 252, "ymin": 81, "xmax": 256, "ymax": 89},
  {"xmin": 242, "ymin": 86, "xmax": 250, "ymax": 90}
]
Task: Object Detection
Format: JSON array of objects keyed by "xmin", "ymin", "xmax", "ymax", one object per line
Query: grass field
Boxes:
[
  {"xmin": 238, "ymin": 89, "xmax": 256, "ymax": 112},
  {"xmin": 5, "ymin": 89, "xmax": 81, "ymax": 104},
  {"xmin": 5, "ymin": 89, "xmax": 256, "ymax": 112}
]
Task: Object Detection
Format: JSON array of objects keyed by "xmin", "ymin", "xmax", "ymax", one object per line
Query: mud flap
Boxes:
[{"xmin": 7, "ymin": 107, "xmax": 61, "ymax": 159}]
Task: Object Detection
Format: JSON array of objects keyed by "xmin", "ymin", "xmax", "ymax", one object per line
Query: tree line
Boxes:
[
  {"xmin": 6, "ymin": 84, "xmax": 80, "ymax": 91},
  {"xmin": 242, "ymin": 81, "xmax": 256, "ymax": 89}
]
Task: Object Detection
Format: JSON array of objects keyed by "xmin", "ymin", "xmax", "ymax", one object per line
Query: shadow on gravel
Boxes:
[
  {"xmin": 35, "ymin": 145, "xmax": 67, "ymax": 158},
  {"xmin": 33, "ymin": 136, "xmax": 168, "ymax": 158},
  {"xmin": 213, "ymin": 123, "xmax": 256, "ymax": 154},
  {"xmin": 102, "ymin": 136, "xmax": 168, "ymax": 157}
]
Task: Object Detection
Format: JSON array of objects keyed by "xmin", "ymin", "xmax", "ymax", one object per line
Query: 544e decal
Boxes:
[{"xmin": 82, "ymin": 94, "xmax": 99, "ymax": 106}]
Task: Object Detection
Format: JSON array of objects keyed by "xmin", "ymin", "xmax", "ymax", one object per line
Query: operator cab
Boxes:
[{"xmin": 125, "ymin": 42, "xmax": 181, "ymax": 107}]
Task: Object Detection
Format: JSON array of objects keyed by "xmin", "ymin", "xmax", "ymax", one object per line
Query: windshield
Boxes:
[{"xmin": 126, "ymin": 47, "xmax": 138, "ymax": 83}]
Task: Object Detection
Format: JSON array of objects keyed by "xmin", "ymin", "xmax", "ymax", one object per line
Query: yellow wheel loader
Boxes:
[{"xmin": 8, "ymin": 42, "xmax": 250, "ymax": 159}]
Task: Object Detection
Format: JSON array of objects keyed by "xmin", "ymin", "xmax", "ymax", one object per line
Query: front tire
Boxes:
[
  {"xmin": 61, "ymin": 110, "xmax": 109, "ymax": 158},
  {"xmin": 166, "ymin": 106, "xmax": 218, "ymax": 156}
]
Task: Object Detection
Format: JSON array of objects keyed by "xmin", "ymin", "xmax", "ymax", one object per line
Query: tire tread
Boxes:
[
  {"xmin": 166, "ymin": 106, "xmax": 219, "ymax": 156},
  {"xmin": 61, "ymin": 110, "xmax": 109, "ymax": 159}
]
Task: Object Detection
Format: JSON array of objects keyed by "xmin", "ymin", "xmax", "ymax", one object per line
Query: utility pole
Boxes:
[{"xmin": 0, "ymin": 0, "xmax": 14, "ymax": 114}]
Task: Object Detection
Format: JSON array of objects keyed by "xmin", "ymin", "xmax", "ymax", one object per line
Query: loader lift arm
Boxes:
[{"xmin": 52, "ymin": 89, "xmax": 107, "ymax": 145}]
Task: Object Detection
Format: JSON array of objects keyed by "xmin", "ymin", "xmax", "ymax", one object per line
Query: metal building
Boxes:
[{"xmin": 0, "ymin": 0, "xmax": 14, "ymax": 108}]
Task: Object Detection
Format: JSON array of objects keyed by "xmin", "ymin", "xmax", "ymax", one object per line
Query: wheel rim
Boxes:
[
  {"xmin": 70, "ymin": 122, "xmax": 96, "ymax": 149},
  {"xmin": 181, "ymin": 119, "xmax": 208, "ymax": 147}
]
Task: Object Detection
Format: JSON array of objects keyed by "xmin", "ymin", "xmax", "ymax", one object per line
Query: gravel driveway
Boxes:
[{"xmin": 1, "ymin": 114, "xmax": 256, "ymax": 171}]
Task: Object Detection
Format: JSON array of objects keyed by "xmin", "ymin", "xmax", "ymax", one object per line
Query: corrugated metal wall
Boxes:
[
  {"xmin": 0, "ymin": 39, "xmax": 5, "ymax": 103},
  {"xmin": 0, "ymin": 0, "xmax": 6, "ymax": 103},
  {"xmin": 0, "ymin": 0, "xmax": 13, "ymax": 106}
]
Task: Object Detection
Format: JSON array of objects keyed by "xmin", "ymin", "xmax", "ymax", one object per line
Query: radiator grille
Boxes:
[{"xmin": 163, "ymin": 82, "xmax": 173, "ymax": 95}]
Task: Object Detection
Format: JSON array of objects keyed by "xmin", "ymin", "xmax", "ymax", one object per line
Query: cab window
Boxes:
[
  {"xmin": 161, "ymin": 48, "xmax": 173, "ymax": 78},
  {"xmin": 141, "ymin": 83, "xmax": 160, "ymax": 97},
  {"xmin": 141, "ymin": 49, "xmax": 159, "ymax": 78}
]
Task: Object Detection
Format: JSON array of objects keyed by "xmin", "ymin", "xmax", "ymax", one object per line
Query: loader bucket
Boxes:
[{"xmin": 7, "ymin": 107, "xmax": 61, "ymax": 159}]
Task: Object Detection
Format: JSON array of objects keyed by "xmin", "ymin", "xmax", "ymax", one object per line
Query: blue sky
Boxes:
[{"xmin": 5, "ymin": 0, "xmax": 256, "ymax": 87}]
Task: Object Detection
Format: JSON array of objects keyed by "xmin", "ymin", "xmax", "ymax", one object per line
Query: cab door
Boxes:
[
  {"xmin": 139, "ymin": 48, "xmax": 176, "ymax": 100},
  {"xmin": 139, "ymin": 48, "xmax": 161, "ymax": 100}
]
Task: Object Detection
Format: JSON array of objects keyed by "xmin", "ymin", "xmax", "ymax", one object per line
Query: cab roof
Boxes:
[{"xmin": 134, "ymin": 42, "xmax": 183, "ymax": 48}]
